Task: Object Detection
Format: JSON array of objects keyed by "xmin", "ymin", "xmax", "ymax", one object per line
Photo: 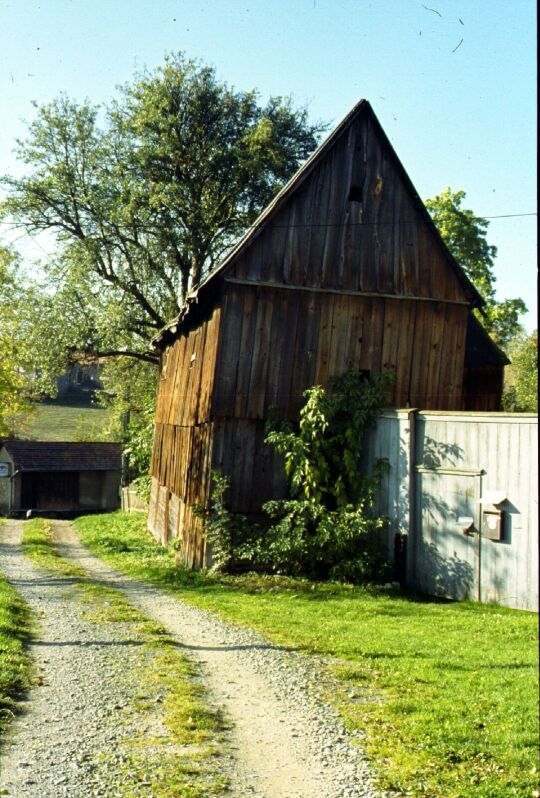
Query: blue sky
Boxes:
[{"xmin": 0, "ymin": 0, "xmax": 536, "ymax": 328}]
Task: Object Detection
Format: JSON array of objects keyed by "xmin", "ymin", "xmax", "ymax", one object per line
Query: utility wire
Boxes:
[{"xmin": 0, "ymin": 211, "xmax": 536, "ymax": 232}]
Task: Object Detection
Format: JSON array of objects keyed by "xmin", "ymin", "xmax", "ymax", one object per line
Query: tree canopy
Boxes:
[
  {"xmin": 1, "ymin": 53, "xmax": 324, "ymax": 367},
  {"xmin": 425, "ymin": 188, "xmax": 526, "ymax": 346},
  {"xmin": 502, "ymin": 330, "xmax": 538, "ymax": 412},
  {"xmin": 0, "ymin": 247, "xmax": 32, "ymax": 434}
]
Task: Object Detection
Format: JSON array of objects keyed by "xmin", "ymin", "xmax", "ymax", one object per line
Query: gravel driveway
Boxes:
[{"xmin": 0, "ymin": 519, "xmax": 388, "ymax": 798}]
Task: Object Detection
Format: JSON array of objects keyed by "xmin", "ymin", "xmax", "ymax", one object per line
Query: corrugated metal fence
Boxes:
[{"xmin": 364, "ymin": 411, "xmax": 538, "ymax": 611}]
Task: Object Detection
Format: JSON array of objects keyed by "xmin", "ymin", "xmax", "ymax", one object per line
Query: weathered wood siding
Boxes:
[
  {"xmin": 150, "ymin": 306, "xmax": 221, "ymax": 564},
  {"xmin": 167, "ymin": 280, "xmax": 469, "ymax": 521},
  {"xmin": 462, "ymin": 366, "xmax": 504, "ymax": 411},
  {"xmin": 213, "ymin": 283, "xmax": 468, "ymax": 420},
  {"xmin": 154, "ymin": 305, "xmax": 221, "ymax": 427},
  {"xmin": 230, "ymin": 110, "xmax": 468, "ymax": 304}
]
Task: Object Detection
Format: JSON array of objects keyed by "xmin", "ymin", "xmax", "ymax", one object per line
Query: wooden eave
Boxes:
[
  {"xmin": 464, "ymin": 313, "xmax": 510, "ymax": 368},
  {"xmin": 153, "ymin": 100, "xmax": 484, "ymax": 350}
]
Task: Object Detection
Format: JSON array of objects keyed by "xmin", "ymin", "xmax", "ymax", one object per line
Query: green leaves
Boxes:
[
  {"xmin": 502, "ymin": 330, "xmax": 538, "ymax": 412},
  {"xmin": 266, "ymin": 373, "xmax": 392, "ymax": 510},
  {"xmin": 1, "ymin": 53, "xmax": 323, "ymax": 470},
  {"xmin": 1, "ymin": 52, "xmax": 323, "ymax": 374},
  {"xmin": 261, "ymin": 371, "xmax": 393, "ymax": 582},
  {"xmin": 0, "ymin": 247, "xmax": 33, "ymax": 434},
  {"xmin": 426, "ymin": 187, "xmax": 526, "ymax": 346},
  {"xmin": 196, "ymin": 373, "xmax": 392, "ymax": 583}
]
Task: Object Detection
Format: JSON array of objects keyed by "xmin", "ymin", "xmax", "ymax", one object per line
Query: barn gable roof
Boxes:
[
  {"xmin": 0, "ymin": 441, "xmax": 122, "ymax": 472},
  {"xmin": 153, "ymin": 100, "xmax": 484, "ymax": 349}
]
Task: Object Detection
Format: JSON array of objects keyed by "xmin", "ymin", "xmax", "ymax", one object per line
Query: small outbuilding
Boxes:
[
  {"xmin": 0, "ymin": 441, "xmax": 122, "ymax": 515},
  {"xmin": 149, "ymin": 99, "xmax": 508, "ymax": 567}
]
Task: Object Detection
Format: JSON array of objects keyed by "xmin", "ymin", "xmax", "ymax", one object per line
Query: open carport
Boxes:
[{"xmin": 0, "ymin": 440, "xmax": 121, "ymax": 515}]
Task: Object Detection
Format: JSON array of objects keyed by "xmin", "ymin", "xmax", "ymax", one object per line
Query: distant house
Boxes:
[
  {"xmin": 0, "ymin": 441, "xmax": 121, "ymax": 515},
  {"xmin": 148, "ymin": 99, "xmax": 508, "ymax": 567},
  {"xmin": 56, "ymin": 361, "xmax": 104, "ymax": 400}
]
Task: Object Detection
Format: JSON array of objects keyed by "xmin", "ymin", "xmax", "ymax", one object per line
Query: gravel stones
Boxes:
[
  {"xmin": 0, "ymin": 521, "xmax": 150, "ymax": 797},
  {"xmin": 55, "ymin": 521, "xmax": 390, "ymax": 798},
  {"xmin": 0, "ymin": 519, "xmax": 391, "ymax": 798}
]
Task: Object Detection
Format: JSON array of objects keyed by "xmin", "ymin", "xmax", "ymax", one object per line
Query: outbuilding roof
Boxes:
[{"xmin": 0, "ymin": 441, "xmax": 122, "ymax": 472}]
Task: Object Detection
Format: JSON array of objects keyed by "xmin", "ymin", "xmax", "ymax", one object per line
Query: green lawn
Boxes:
[
  {"xmin": 74, "ymin": 511, "xmax": 539, "ymax": 798},
  {"xmin": 13, "ymin": 402, "xmax": 112, "ymax": 441}
]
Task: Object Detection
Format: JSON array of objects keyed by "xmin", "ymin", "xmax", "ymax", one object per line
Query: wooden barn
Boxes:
[{"xmin": 149, "ymin": 100, "xmax": 508, "ymax": 567}]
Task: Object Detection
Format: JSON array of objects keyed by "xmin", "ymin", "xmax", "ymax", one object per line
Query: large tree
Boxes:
[
  {"xmin": 0, "ymin": 247, "xmax": 32, "ymax": 434},
  {"xmin": 502, "ymin": 330, "xmax": 538, "ymax": 412},
  {"xmin": 1, "ymin": 53, "xmax": 324, "ymax": 367},
  {"xmin": 425, "ymin": 188, "xmax": 526, "ymax": 346}
]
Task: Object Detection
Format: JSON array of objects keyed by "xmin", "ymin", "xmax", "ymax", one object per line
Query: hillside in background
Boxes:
[{"xmin": 12, "ymin": 388, "xmax": 112, "ymax": 442}]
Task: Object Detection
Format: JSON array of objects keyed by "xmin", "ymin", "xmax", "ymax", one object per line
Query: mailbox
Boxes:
[
  {"xmin": 479, "ymin": 492, "xmax": 506, "ymax": 542},
  {"xmin": 483, "ymin": 509, "xmax": 504, "ymax": 541}
]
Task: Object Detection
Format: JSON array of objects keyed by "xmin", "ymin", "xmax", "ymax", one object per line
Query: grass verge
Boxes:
[
  {"xmin": 21, "ymin": 518, "xmax": 227, "ymax": 798},
  {"xmin": 0, "ymin": 571, "xmax": 34, "ymax": 737},
  {"xmin": 75, "ymin": 511, "xmax": 539, "ymax": 798}
]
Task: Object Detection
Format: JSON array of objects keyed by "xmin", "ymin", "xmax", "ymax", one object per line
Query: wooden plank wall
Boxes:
[
  {"xmin": 149, "ymin": 105, "xmax": 480, "ymax": 564},
  {"xmin": 154, "ymin": 306, "xmax": 221, "ymax": 428},
  {"xmin": 150, "ymin": 307, "xmax": 221, "ymax": 566},
  {"xmin": 462, "ymin": 366, "xmax": 503, "ymax": 411},
  {"xmin": 214, "ymin": 283, "xmax": 468, "ymax": 420},
  {"xmin": 230, "ymin": 111, "xmax": 469, "ymax": 305},
  {"xmin": 210, "ymin": 283, "xmax": 468, "ymax": 514}
]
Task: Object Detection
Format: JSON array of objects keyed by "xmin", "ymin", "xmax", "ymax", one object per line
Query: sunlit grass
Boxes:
[
  {"xmin": 75, "ymin": 511, "xmax": 539, "ymax": 798},
  {"xmin": 0, "ymin": 572, "xmax": 34, "ymax": 738},
  {"xmin": 23, "ymin": 517, "xmax": 86, "ymax": 577},
  {"xmin": 13, "ymin": 402, "xmax": 111, "ymax": 442}
]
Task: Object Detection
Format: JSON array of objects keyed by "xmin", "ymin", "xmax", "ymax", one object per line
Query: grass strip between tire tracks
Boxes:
[
  {"xmin": 22, "ymin": 517, "xmax": 228, "ymax": 798},
  {"xmin": 74, "ymin": 511, "xmax": 539, "ymax": 798}
]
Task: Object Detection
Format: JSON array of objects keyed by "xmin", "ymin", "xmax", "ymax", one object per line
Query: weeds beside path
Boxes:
[
  {"xmin": 75, "ymin": 511, "xmax": 539, "ymax": 798},
  {"xmin": 0, "ymin": 522, "xmax": 33, "ymax": 740}
]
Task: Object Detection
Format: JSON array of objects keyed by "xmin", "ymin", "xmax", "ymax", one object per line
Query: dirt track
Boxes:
[{"xmin": 0, "ymin": 519, "xmax": 385, "ymax": 798}]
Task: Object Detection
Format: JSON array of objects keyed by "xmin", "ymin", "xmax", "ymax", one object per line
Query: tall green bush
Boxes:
[
  {"xmin": 200, "ymin": 372, "xmax": 393, "ymax": 583},
  {"xmin": 258, "ymin": 371, "xmax": 393, "ymax": 581}
]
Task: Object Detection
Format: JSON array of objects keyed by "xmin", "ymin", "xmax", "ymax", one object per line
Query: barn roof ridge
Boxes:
[{"xmin": 153, "ymin": 99, "xmax": 483, "ymax": 348}]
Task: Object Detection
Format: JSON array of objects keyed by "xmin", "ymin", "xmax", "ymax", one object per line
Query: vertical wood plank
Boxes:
[
  {"xmin": 247, "ymin": 289, "xmax": 274, "ymax": 418},
  {"xmin": 314, "ymin": 294, "xmax": 336, "ymax": 385}
]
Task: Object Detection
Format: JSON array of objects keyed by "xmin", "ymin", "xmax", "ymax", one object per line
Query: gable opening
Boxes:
[{"xmin": 347, "ymin": 185, "xmax": 363, "ymax": 202}]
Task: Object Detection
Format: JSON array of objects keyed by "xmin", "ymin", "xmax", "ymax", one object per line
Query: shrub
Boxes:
[
  {"xmin": 259, "ymin": 372, "xmax": 393, "ymax": 581},
  {"xmin": 198, "ymin": 371, "xmax": 393, "ymax": 584}
]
